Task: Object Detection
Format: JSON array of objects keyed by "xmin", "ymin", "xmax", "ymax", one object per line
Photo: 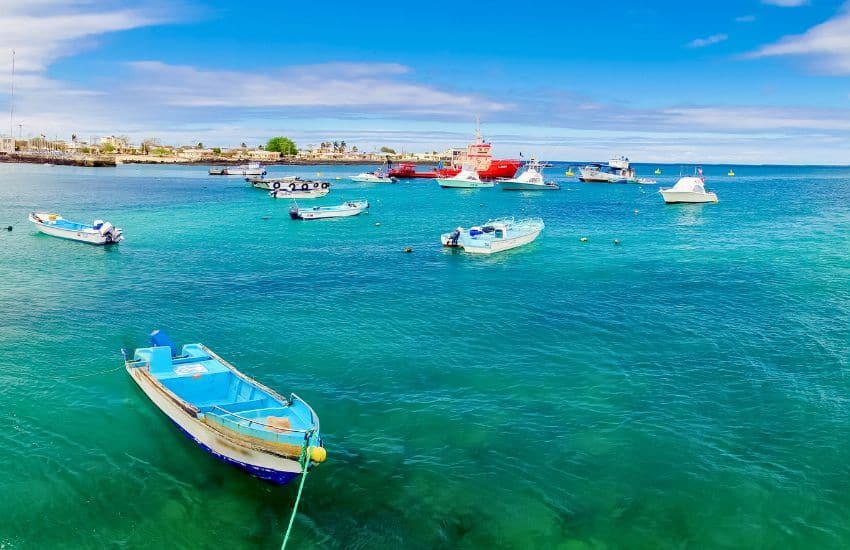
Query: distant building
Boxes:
[
  {"xmin": 178, "ymin": 148, "xmax": 215, "ymax": 160},
  {"xmin": 248, "ymin": 149, "xmax": 281, "ymax": 161},
  {"xmin": 0, "ymin": 136, "xmax": 13, "ymax": 153},
  {"xmin": 100, "ymin": 135, "xmax": 130, "ymax": 151}
]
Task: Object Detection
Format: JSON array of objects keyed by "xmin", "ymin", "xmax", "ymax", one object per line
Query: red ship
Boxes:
[{"xmin": 388, "ymin": 122, "xmax": 521, "ymax": 180}]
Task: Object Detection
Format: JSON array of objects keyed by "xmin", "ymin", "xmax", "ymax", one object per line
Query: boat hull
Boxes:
[
  {"xmin": 436, "ymin": 178, "xmax": 494, "ymax": 189},
  {"xmin": 224, "ymin": 168, "xmax": 266, "ymax": 176},
  {"xmin": 660, "ymin": 190, "xmax": 718, "ymax": 204},
  {"xmin": 270, "ymin": 188, "xmax": 330, "ymax": 199},
  {"xmin": 462, "ymin": 229, "xmax": 542, "ymax": 254},
  {"xmin": 350, "ymin": 176, "xmax": 395, "ymax": 183},
  {"xmin": 500, "ymin": 181, "xmax": 560, "ymax": 191},
  {"xmin": 126, "ymin": 365, "xmax": 303, "ymax": 485},
  {"xmin": 437, "ymin": 160, "xmax": 521, "ymax": 180}
]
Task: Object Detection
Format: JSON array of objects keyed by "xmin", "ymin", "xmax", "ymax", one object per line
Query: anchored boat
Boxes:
[
  {"xmin": 124, "ymin": 330, "xmax": 325, "ymax": 485},
  {"xmin": 216, "ymin": 162, "xmax": 266, "ymax": 176},
  {"xmin": 350, "ymin": 170, "xmax": 396, "ymax": 183},
  {"xmin": 252, "ymin": 177, "xmax": 329, "ymax": 192},
  {"xmin": 660, "ymin": 169, "xmax": 718, "ymax": 204},
  {"xmin": 290, "ymin": 200, "xmax": 369, "ymax": 220},
  {"xmin": 28, "ymin": 212, "xmax": 124, "ymax": 245},
  {"xmin": 436, "ymin": 164, "xmax": 494, "ymax": 188},
  {"xmin": 441, "ymin": 217, "xmax": 544, "ymax": 254},
  {"xmin": 499, "ymin": 159, "xmax": 560, "ymax": 191},
  {"xmin": 270, "ymin": 186, "xmax": 330, "ymax": 199}
]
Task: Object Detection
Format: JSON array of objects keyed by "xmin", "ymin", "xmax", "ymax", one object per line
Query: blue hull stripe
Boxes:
[{"xmin": 171, "ymin": 420, "xmax": 300, "ymax": 485}]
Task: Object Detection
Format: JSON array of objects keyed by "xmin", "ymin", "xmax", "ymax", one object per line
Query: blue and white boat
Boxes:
[
  {"xmin": 290, "ymin": 200, "xmax": 369, "ymax": 220},
  {"xmin": 441, "ymin": 217, "xmax": 544, "ymax": 254},
  {"xmin": 124, "ymin": 330, "xmax": 326, "ymax": 485},
  {"xmin": 28, "ymin": 212, "xmax": 124, "ymax": 245}
]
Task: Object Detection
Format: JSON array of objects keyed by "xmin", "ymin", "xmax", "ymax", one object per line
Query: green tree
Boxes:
[
  {"xmin": 380, "ymin": 146, "xmax": 396, "ymax": 154},
  {"xmin": 101, "ymin": 143, "xmax": 115, "ymax": 153},
  {"xmin": 197, "ymin": 142, "xmax": 204, "ymax": 149},
  {"xmin": 212, "ymin": 147, "xmax": 222, "ymax": 155},
  {"xmin": 266, "ymin": 136, "xmax": 298, "ymax": 156}
]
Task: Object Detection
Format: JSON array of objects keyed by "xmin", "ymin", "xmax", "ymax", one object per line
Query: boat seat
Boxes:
[{"xmin": 204, "ymin": 398, "xmax": 270, "ymax": 415}]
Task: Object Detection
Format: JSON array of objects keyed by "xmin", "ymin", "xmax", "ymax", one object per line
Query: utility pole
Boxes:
[{"xmin": 9, "ymin": 50, "xmax": 14, "ymax": 140}]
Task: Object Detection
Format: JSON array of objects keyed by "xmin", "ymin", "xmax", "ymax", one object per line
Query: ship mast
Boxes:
[
  {"xmin": 9, "ymin": 50, "xmax": 14, "ymax": 140},
  {"xmin": 474, "ymin": 115, "xmax": 481, "ymax": 143}
]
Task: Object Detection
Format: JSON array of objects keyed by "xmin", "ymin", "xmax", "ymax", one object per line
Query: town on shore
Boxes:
[{"xmin": 0, "ymin": 134, "xmax": 446, "ymax": 167}]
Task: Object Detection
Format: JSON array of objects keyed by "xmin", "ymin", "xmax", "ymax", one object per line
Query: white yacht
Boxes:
[
  {"xmin": 436, "ymin": 164, "xmax": 494, "ymax": 188},
  {"xmin": 660, "ymin": 170, "xmax": 718, "ymax": 204},
  {"xmin": 499, "ymin": 159, "xmax": 560, "ymax": 191}
]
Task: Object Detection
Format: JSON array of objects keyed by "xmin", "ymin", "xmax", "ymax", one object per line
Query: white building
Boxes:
[{"xmin": 0, "ymin": 136, "xmax": 13, "ymax": 153}]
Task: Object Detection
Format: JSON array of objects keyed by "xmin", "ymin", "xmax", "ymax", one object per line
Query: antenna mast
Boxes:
[{"xmin": 9, "ymin": 50, "xmax": 14, "ymax": 140}]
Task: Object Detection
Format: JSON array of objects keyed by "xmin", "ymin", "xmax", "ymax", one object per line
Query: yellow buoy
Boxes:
[
  {"xmin": 727, "ymin": 170, "xmax": 735, "ymax": 177},
  {"xmin": 654, "ymin": 168, "xmax": 662, "ymax": 175},
  {"xmin": 566, "ymin": 168, "xmax": 575, "ymax": 177},
  {"xmin": 335, "ymin": 176, "xmax": 341, "ymax": 180},
  {"xmin": 316, "ymin": 172, "xmax": 323, "ymax": 176},
  {"xmin": 309, "ymin": 446, "xmax": 327, "ymax": 463}
]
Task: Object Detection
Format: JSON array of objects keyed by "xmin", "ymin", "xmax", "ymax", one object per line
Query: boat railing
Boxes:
[
  {"xmin": 209, "ymin": 405, "xmax": 316, "ymax": 435},
  {"xmin": 290, "ymin": 392, "xmax": 321, "ymax": 434}
]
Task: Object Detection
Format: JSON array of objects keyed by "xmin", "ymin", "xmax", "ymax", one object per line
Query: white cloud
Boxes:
[
  {"xmin": 686, "ymin": 34, "xmax": 729, "ymax": 48},
  {"xmin": 125, "ymin": 61, "xmax": 510, "ymax": 114},
  {"xmin": 746, "ymin": 6, "xmax": 850, "ymax": 74},
  {"xmin": 761, "ymin": 0, "xmax": 809, "ymax": 6}
]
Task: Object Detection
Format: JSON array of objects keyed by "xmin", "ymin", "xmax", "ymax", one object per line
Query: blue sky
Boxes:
[{"xmin": 3, "ymin": 0, "xmax": 850, "ymax": 163}]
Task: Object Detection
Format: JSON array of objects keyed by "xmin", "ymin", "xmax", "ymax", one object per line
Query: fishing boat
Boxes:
[
  {"xmin": 123, "ymin": 330, "xmax": 325, "ymax": 485},
  {"xmin": 441, "ymin": 217, "xmax": 544, "ymax": 254},
  {"xmin": 250, "ymin": 176, "xmax": 326, "ymax": 192},
  {"xmin": 350, "ymin": 170, "xmax": 395, "ymax": 183},
  {"xmin": 223, "ymin": 162, "xmax": 266, "ymax": 176},
  {"xmin": 28, "ymin": 212, "xmax": 124, "ymax": 245},
  {"xmin": 579, "ymin": 156, "xmax": 637, "ymax": 183},
  {"xmin": 436, "ymin": 164, "xmax": 494, "ymax": 188},
  {"xmin": 390, "ymin": 120, "xmax": 520, "ymax": 180},
  {"xmin": 290, "ymin": 200, "xmax": 369, "ymax": 220},
  {"xmin": 499, "ymin": 159, "xmax": 560, "ymax": 191},
  {"xmin": 270, "ymin": 187, "xmax": 330, "ymax": 199},
  {"xmin": 208, "ymin": 168, "xmax": 226, "ymax": 175},
  {"xmin": 659, "ymin": 169, "xmax": 718, "ymax": 204}
]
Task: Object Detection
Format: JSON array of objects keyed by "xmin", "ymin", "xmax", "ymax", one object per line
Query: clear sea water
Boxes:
[{"xmin": 1, "ymin": 162, "xmax": 849, "ymax": 549}]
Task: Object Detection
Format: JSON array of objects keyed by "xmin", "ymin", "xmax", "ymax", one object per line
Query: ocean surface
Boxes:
[{"xmin": 1, "ymin": 162, "xmax": 849, "ymax": 549}]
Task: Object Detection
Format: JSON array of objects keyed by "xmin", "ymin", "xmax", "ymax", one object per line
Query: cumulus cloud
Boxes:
[
  {"xmin": 746, "ymin": 5, "xmax": 850, "ymax": 74},
  {"xmin": 686, "ymin": 34, "xmax": 729, "ymax": 48}
]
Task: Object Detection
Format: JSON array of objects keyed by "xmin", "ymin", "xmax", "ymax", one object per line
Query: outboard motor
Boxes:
[
  {"xmin": 150, "ymin": 329, "xmax": 179, "ymax": 357},
  {"xmin": 448, "ymin": 228, "xmax": 461, "ymax": 247},
  {"xmin": 98, "ymin": 222, "xmax": 114, "ymax": 236}
]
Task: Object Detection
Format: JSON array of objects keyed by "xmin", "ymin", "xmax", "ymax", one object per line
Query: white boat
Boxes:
[
  {"xmin": 290, "ymin": 200, "xmax": 369, "ymax": 220},
  {"xmin": 223, "ymin": 162, "xmax": 266, "ymax": 176},
  {"xmin": 28, "ymin": 212, "xmax": 124, "ymax": 245},
  {"xmin": 251, "ymin": 177, "xmax": 331, "ymax": 192},
  {"xmin": 269, "ymin": 187, "xmax": 330, "ymax": 199},
  {"xmin": 579, "ymin": 156, "xmax": 637, "ymax": 183},
  {"xmin": 499, "ymin": 159, "xmax": 560, "ymax": 191},
  {"xmin": 436, "ymin": 164, "xmax": 494, "ymax": 188},
  {"xmin": 659, "ymin": 170, "xmax": 718, "ymax": 204},
  {"xmin": 440, "ymin": 217, "xmax": 544, "ymax": 254},
  {"xmin": 350, "ymin": 171, "xmax": 395, "ymax": 183}
]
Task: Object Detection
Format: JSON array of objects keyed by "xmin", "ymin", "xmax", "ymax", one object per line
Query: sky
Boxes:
[{"xmin": 1, "ymin": 0, "xmax": 850, "ymax": 163}]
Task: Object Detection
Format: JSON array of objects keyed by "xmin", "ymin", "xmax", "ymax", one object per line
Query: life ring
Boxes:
[
  {"xmin": 321, "ymin": 182, "xmax": 329, "ymax": 189},
  {"xmin": 288, "ymin": 182, "xmax": 296, "ymax": 190},
  {"xmin": 273, "ymin": 181, "xmax": 281, "ymax": 189},
  {"xmin": 301, "ymin": 183, "xmax": 309, "ymax": 191},
  {"xmin": 313, "ymin": 182, "xmax": 319, "ymax": 188}
]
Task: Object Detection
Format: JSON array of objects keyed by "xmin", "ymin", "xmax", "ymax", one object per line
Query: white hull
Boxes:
[
  {"xmin": 500, "ymin": 181, "xmax": 559, "ymax": 191},
  {"xmin": 436, "ymin": 178, "xmax": 494, "ymax": 188},
  {"xmin": 351, "ymin": 176, "xmax": 394, "ymax": 183},
  {"xmin": 126, "ymin": 365, "xmax": 302, "ymax": 477},
  {"xmin": 299, "ymin": 208, "xmax": 364, "ymax": 220},
  {"xmin": 660, "ymin": 190, "xmax": 718, "ymax": 204},
  {"xmin": 270, "ymin": 188, "xmax": 330, "ymax": 199},
  {"xmin": 225, "ymin": 168, "xmax": 265, "ymax": 176},
  {"xmin": 462, "ymin": 229, "xmax": 542, "ymax": 254}
]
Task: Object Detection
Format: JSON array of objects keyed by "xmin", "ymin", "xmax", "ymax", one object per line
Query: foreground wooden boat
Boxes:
[
  {"xmin": 290, "ymin": 200, "xmax": 369, "ymax": 220},
  {"xmin": 441, "ymin": 217, "xmax": 544, "ymax": 254},
  {"xmin": 124, "ymin": 330, "xmax": 326, "ymax": 484},
  {"xmin": 28, "ymin": 212, "xmax": 124, "ymax": 244}
]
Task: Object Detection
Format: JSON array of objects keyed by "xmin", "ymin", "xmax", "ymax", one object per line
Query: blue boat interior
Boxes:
[{"xmin": 130, "ymin": 332, "xmax": 317, "ymax": 446}]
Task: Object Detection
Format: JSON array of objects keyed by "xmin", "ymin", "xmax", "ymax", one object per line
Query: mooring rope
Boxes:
[{"xmin": 281, "ymin": 436, "xmax": 313, "ymax": 550}]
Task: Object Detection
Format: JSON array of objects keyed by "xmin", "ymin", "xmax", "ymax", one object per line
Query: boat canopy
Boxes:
[{"xmin": 670, "ymin": 177, "xmax": 706, "ymax": 193}]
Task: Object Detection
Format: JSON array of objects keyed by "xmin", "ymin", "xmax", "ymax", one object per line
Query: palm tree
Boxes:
[
  {"xmin": 339, "ymin": 140, "xmax": 347, "ymax": 154},
  {"xmin": 333, "ymin": 140, "xmax": 340, "ymax": 153}
]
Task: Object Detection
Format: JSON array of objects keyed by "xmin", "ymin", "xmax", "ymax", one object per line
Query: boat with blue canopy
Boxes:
[
  {"xmin": 441, "ymin": 217, "xmax": 544, "ymax": 254},
  {"xmin": 28, "ymin": 211, "xmax": 124, "ymax": 244},
  {"xmin": 123, "ymin": 330, "xmax": 326, "ymax": 484}
]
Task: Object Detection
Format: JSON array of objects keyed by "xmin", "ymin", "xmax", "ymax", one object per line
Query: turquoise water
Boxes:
[{"xmin": 2, "ymin": 162, "xmax": 850, "ymax": 548}]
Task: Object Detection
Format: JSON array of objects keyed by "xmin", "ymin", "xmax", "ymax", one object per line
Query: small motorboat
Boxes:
[
  {"xmin": 499, "ymin": 159, "xmax": 560, "ymax": 191},
  {"xmin": 124, "ymin": 330, "xmax": 325, "ymax": 485},
  {"xmin": 208, "ymin": 168, "xmax": 226, "ymax": 175},
  {"xmin": 270, "ymin": 186, "xmax": 330, "ymax": 199},
  {"xmin": 28, "ymin": 212, "xmax": 124, "ymax": 245},
  {"xmin": 436, "ymin": 164, "xmax": 494, "ymax": 188},
  {"xmin": 248, "ymin": 176, "xmax": 314, "ymax": 191},
  {"xmin": 223, "ymin": 162, "xmax": 266, "ymax": 176},
  {"xmin": 350, "ymin": 170, "xmax": 396, "ymax": 183},
  {"xmin": 290, "ymin": 200, "xmax": 369, "ymax": 220},
  {"xmin": 660, "ymin": 169, "xmax": 718, "ymax": 204},
  {"xmin": 441, "ymin": 217, "xmax": 544, "ymax": 254}
]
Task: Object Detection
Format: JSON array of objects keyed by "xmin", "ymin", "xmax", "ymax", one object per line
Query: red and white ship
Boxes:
[{"xmin": 389, "ymin": 122, "xmax": 521, "ymax": 180}]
